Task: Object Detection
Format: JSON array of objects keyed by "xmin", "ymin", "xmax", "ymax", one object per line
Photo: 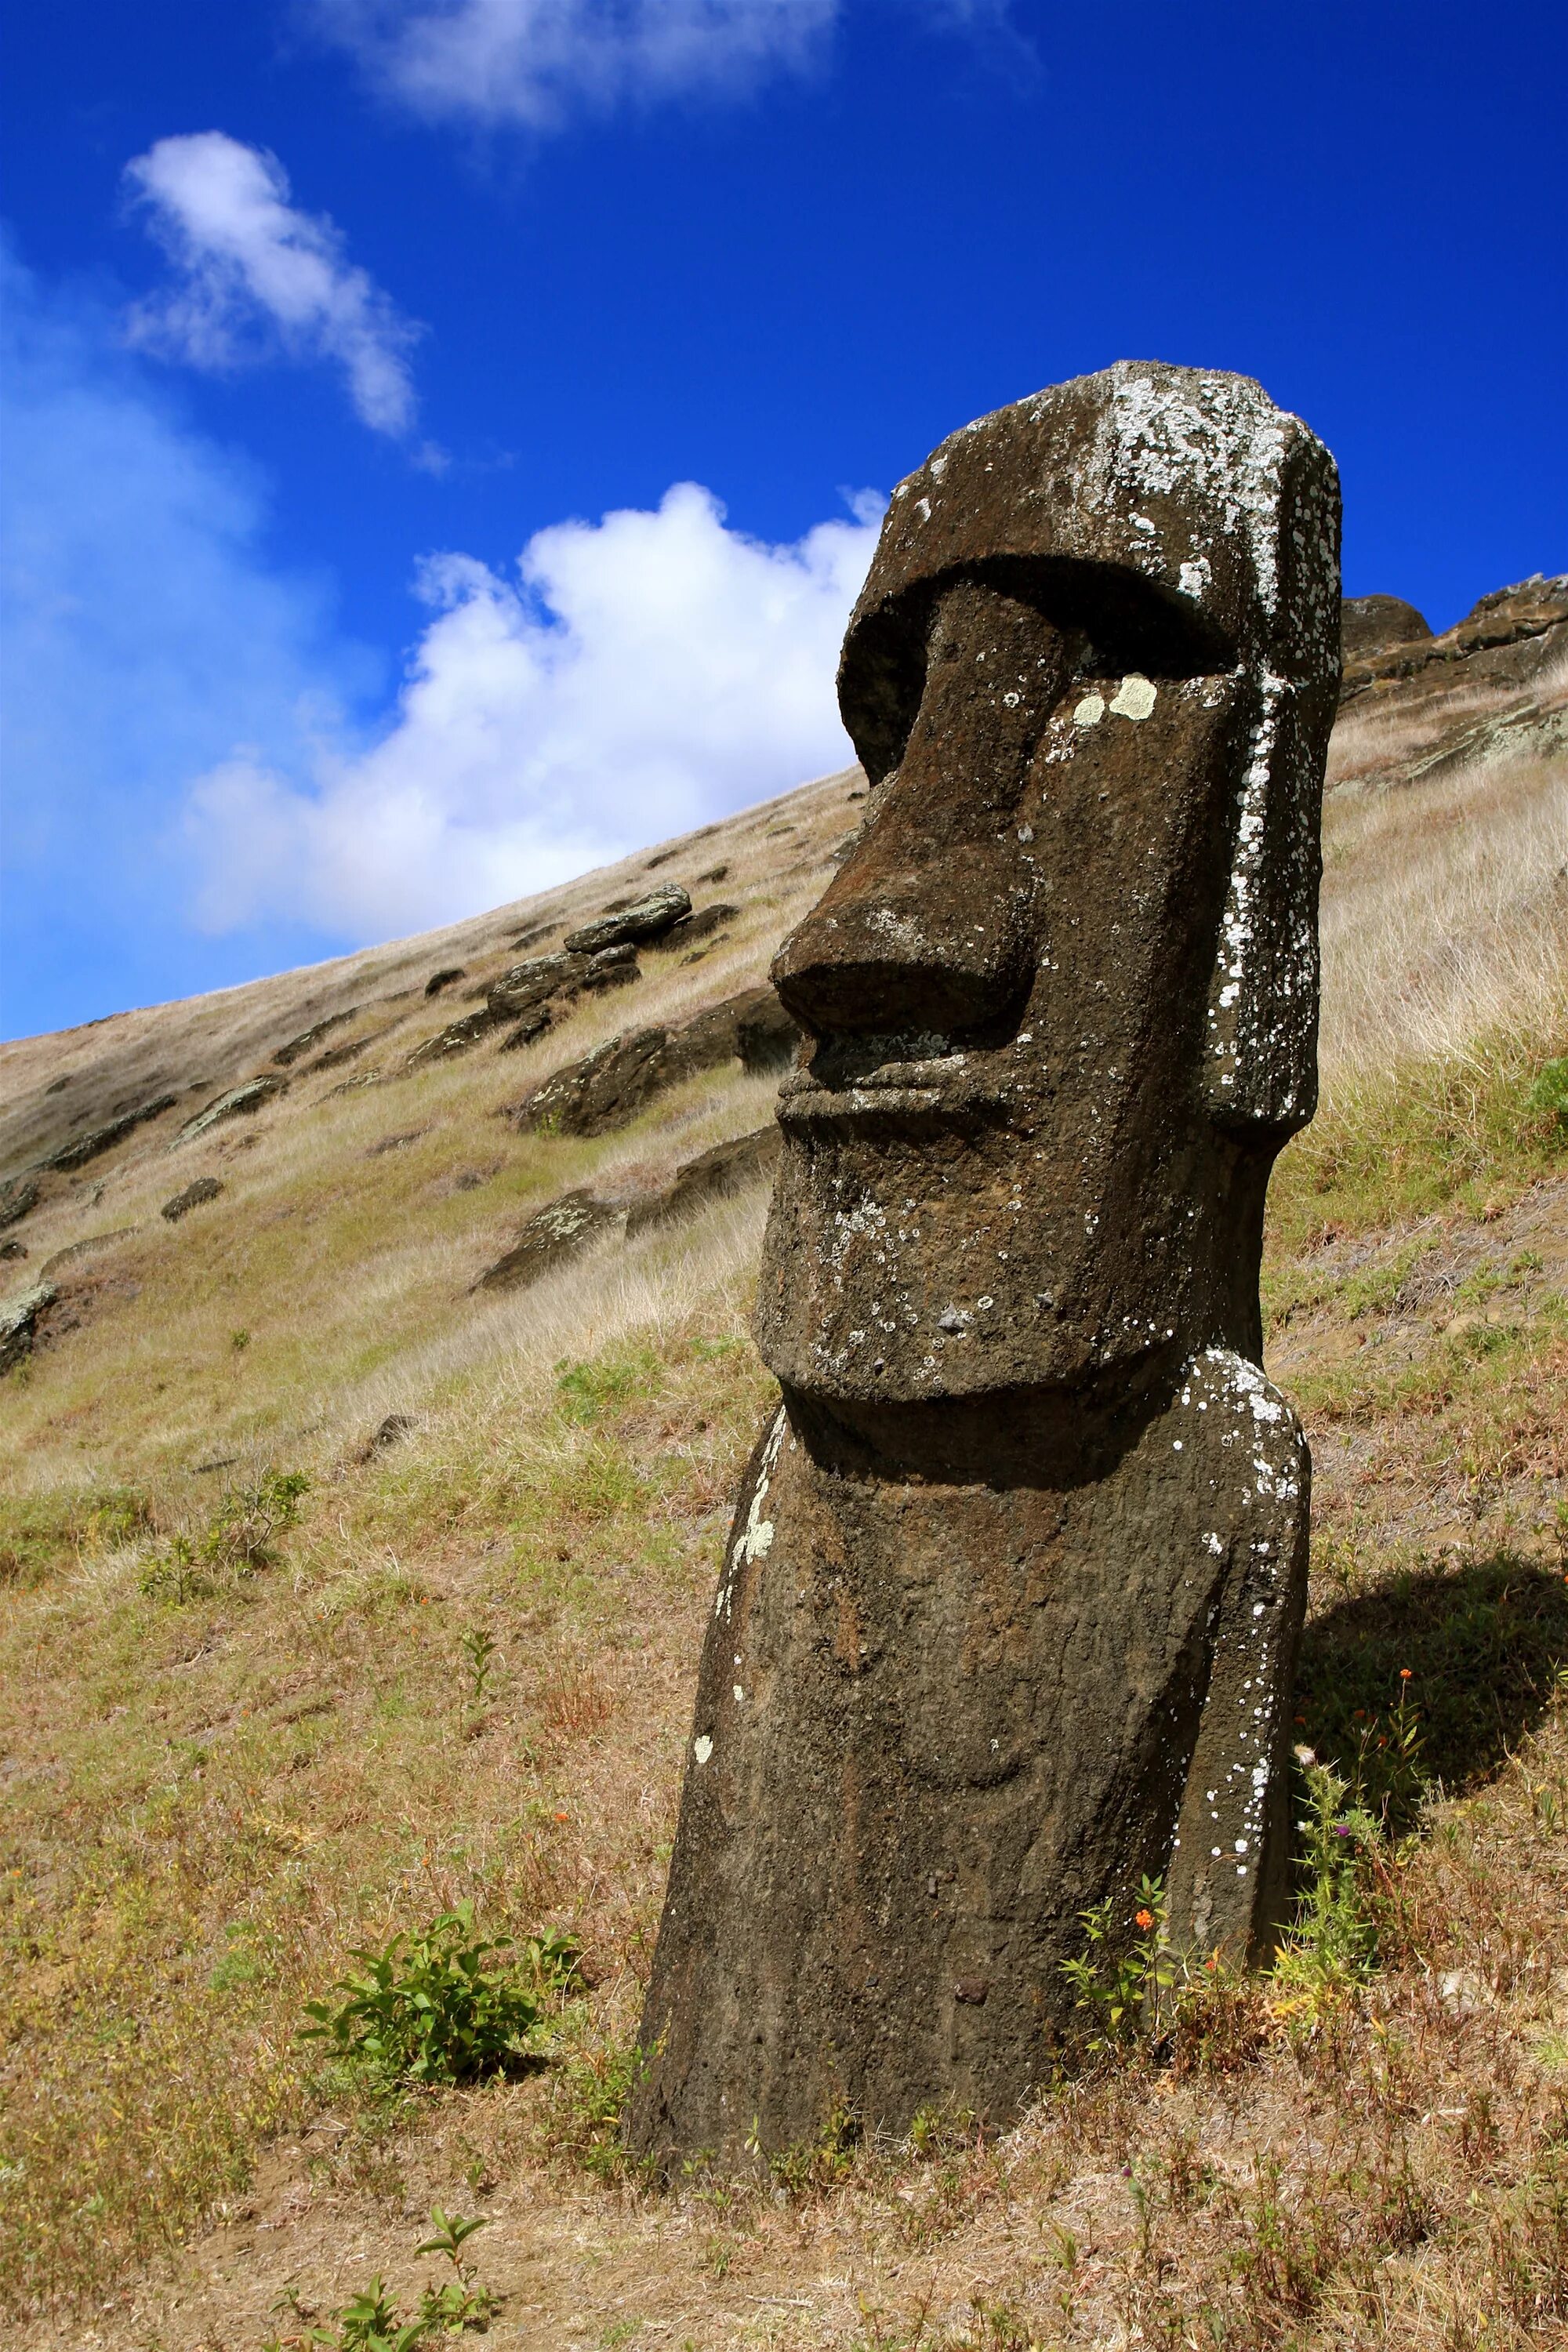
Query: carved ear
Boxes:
[
  {"xmin": 1203, "ymin": 673, "xmax": 1332, "ymax": 1132},
  {"xmin": 1203, "ymin": 430, "xmax": 1341, "ymax": 1134}
]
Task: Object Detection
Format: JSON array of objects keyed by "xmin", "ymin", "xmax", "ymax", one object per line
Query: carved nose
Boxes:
[{"xmin": 774, "ymin": 582, "xmax": 1069, "ymax": 1036}]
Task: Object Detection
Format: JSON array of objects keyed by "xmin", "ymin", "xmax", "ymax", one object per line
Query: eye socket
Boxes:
[{"xmin": 840, "ymin": 557, "xmax": 1234, "ymax": 783}]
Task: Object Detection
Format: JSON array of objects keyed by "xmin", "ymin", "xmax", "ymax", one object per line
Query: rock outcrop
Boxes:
[
  {"xmin": 1341, "ymin": 574, "xmax": 1567, "ymax": 704},
  {"xmin": 473, "ymin": 1189, "xmax": 622, "ymax": 1294},
  {"xmin": 629, "ymin": 361, "xmax": 1339, "ymax": 2163},
  {"xmin": 162, "ymin": 1178, "xmax": 224, "ymax": 1222},
  {"xmin": 563, "ymin": 883, "xmax": 691, "ymax": 956},
  {"xmin": 43, "ymin": 1094, "xmax": 178, "ymax": 1172},
  {"xmin": 511, "ymin": 986, "xmax": 800, "ymax": 1139},
  {"xmin": 625, "ymin": 1126, "xmax": 782, "ymax": 1237},
  {"xmin": 1341, "ymin": 594, "xmax": 1430, "ymax": 662},
  {"xmin": 177, "ymin": 1078, "xmax": 284, "ymax": 1144},
  {"xmin": 1, "ymin": 1282, "xmax": 56, "ymax": 1375}
]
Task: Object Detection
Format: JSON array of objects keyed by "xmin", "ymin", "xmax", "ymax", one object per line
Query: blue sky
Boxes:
[{"xmin": 2, "ymin": 0, "xmax": 1565, "ymax": 1040}]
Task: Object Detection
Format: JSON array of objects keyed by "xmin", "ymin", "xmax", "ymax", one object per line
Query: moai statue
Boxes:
[{"xmin": 627, "ymin": 363, "xmax": 1341, "ymax": 2162}]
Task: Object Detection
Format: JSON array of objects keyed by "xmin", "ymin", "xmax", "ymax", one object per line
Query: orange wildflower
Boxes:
[{"xmin": 1135, "ymin": 1907, "xmax": 1155, "ymax": 1931}]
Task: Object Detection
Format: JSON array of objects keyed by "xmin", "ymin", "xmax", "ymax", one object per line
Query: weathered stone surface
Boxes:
[
  {"xmin": 0, "ymin": 1240, "xmax": 27, "ymax": 1263},
  {"xmin": 405, "ymin": 1009, "xmax": 505, "ymax": 1069},
  {"xmin": 514, "ymin": 1029, "xmax": 673, "ymax": 1138},
  {"xmin": 677, "ymin": 901, "xmax": 741, "ymax": 943},
  {"xmin": 510, "ymin": 987, "xmax": 800, "ymax": 1138},
  {"xmin": 162, "ymin": 1176, "xmax": 224, "ymax": 1222},
  {"xmin": 488, "ymin": 952, "xmax": 579, "ymax": 1018},
  {"xmin": 42, "ymin": 1228, "xmax": 139, "ymax": 1276},
  {"xmin": 1341, "ymin": 573, "xmax": 1568, "ymax": 703},
  {"xmin": 0, "ymin": 1176, "xmax": 40, "ymax": 1232},
  {"xmin": 472, "ymin": 1189, "xmax": 622, "ymax": 1293},
  {"xmin": 177, "ymin": 1078, "xmax": 284, "ymax": 1143},
  {"xmin": 629, "ymin": 362, "xmax": 1339, "ymax": 2165},
  {"xmin": 1341, "ymin": 594, "xmax": 1431, "ymax": 663},
  {"xmin": 563, "ymin": 883, "xmax": 691, "ymax": 956},
  {"xmin": 625, "ymin": 1126, "xmax": 782, "ymax": 1237},
  {"xmin": 44, "ymin": 1093, "xmax": 178, "ymax": 1171},
  {"xmin": 1, "ymin": 1281, "xmax": 56, "ymax": 1374},
  {"xmin": 425, "ymin": 966, "xmax": 466, "ymax": 996},
  {"xmin": 274, "ymin": 1008, "xmax": 359, "ymax": 1066}
]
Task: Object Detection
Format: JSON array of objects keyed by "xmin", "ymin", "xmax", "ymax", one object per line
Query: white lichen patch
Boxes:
[
  {"xmin": 1073, "ymin": 692, "xmax": 1105, "ymax": 726},
  {"xmin": 692, "ymin": 1735, "xmax": 713, "ymax": 1766},
  {"xmin": 1109, "ymin": 674, "xmax": 1158, "ymax": 721}
]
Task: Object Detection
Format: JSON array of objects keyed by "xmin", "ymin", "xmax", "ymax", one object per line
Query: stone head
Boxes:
[{"xmin": 760, "ymin": 362, "xmax": 1341, "ymax": 1409}]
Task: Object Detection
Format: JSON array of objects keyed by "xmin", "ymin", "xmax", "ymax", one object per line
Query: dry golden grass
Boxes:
[{"xmin": 0, "ymin": 713, "xmax": 1565, "ymax": 2346}]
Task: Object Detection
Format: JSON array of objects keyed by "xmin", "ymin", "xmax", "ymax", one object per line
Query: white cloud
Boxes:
[
  {"xmin": 183, "ymin": 481, "xmax": 882, "ymax": 938},
  {"xmin": 311, "ymin": 0, "xmax": 841, "ymax": 126},
  {"xmin": 0, "ymin": 240, "xmax": 379, "ymax": 1036},
  {"xmin": 124, "ymin": 132, "xmax": 422, "ymax": 438}
]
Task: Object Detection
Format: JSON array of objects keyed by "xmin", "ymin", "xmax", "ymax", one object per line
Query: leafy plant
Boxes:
[
  {"xmin": 1526, "ymin": 1054, "xmax": 1568, "ymax": 1133},
  {"xmin": 1269, "ymin": 1754, "xmax": 1382, "ymax": 2017},
  {"xmin": 260, "ymin": 2213, "xmax": 496, "ymax": 2349},
  {"xmin": 203, "ymin": 1468, "xmax": 309, "ymax": 1572},
  {"xmin": 458, "ymin": 1626, "xmax": 501, "ymax": 1707},
  {"xmin": 749, "ymin": 2096, "xmax": 861, "ymax": 2194},
  {"xmin": 300, "ymin": 1903, "xmax": 577, "ymax": 2085},
  {"xmin": 411, "ymin": 2207, "xmax": 495, "ymax": 2331},
  {"xmin": 142, "ymin": 1468, "xmax": 310, "ymax": 1599},
  {"xmin": 1059, "ymin": 1873, "xmax": 1175, "ymax": 2047}
]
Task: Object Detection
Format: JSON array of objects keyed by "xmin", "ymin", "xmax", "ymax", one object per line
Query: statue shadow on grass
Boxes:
[{"xmin": 1293, "ymin": 1550, "xmax": 1568, "ymax": 1828}]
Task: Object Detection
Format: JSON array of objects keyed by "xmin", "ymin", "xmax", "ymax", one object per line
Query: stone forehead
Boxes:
[{"xmin": 845, "ymin": 362, "xmax": 1340, "ymax": 689}]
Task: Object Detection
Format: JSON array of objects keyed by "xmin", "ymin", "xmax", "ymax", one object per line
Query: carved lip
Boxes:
[{"xmin": 778, "ymin": 1054, "xmax": 1003, "ymax": 1125}]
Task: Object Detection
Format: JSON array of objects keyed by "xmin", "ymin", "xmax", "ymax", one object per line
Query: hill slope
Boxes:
[{"xmin": 1, "ymin": 583, "xmax": 1566, "ymax": 2348}]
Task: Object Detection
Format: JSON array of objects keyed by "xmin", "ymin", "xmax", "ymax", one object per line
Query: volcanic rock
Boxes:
[
  {"xmin": 563, "ymin": 883, "xmax": 691, "ymax": 956},
  {"xmin": 45, "ymin": 1093, "xmax": 179, "ymax": 1171},
  {"xmin": 1341, "ymin": 594, "xmax": 1431, "ymax": 663},
  {"xmin": 1, "ymin": 1282, "xmax": 56, "ymax": 1375},
  {"xmin": 629, "ymin": 361, "xmax": 1339, "ymax": 2164},
  {"xmin": 178, "ymin": 1078, "xmax": 285, "ymax": 1143},
  {"xmin": 162, "ymin": 1177, "xmax": 224, "ymax": 1222},
  {"xmin": 472, "ymin": 1189, "xmax": 622, "ymax": 1293},
  {"xmin": 625, "ymin": 1127, "xmax": 782, "ymax": 1238},
  {"xmin": 274, "ymin": 1009, "xmax": 359, "ymax": 1066}
]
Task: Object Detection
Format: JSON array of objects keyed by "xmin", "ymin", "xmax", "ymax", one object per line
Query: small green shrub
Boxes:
[
  {"xmin": 300, "ymin": 1903, "xmax": 579, "ymax": 2085},
  {"xmin": 263, "ymin": 2213, "xmax": 495, "ymax": 2348},
  {"xmin": 141, "ymin": 1468, "xmax": 309, "ymax": 1599},
  {"xmin": 1270, "ymin": 1755, "xmax": 1383, "ymax": 2016},
  {"xmin": 1526, "ymin": 1054, "xmax": 1568, "ymax": 1131},
  {"xmin": 1059, "ymin": 1873, "xmax": 1174, "ymax": 2048}
]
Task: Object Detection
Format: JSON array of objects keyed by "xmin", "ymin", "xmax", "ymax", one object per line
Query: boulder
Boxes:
[
  {"xmin": 625, "ymin": 1126, "xmax": 782, "ymax": 1238},
  {"xmin": 563, "ymin": 883, "xmax": 691, "ymax": 956},
  {"xmin": 1, "ymin": 1281, "xmax": 56, "ymax": 1375},
  {"xmin": 515, "ymin": 1029, "xmax": 673, "ymax": 1138},
  {"xmin": 0, "ymin": 1176, "xmax": 40, "ymax": 1232},
  {"xmin": 472, "ymin": 1189, "xmax": 622, "ymax": 1293},
  {"xmin": 177, "ymin": 1078, "xmax": 284, "ymax": 1144},
  {"xmin": 425, "ymin": 967, "xmax": 466, "ymax": 996},
  {"xmin": 162, "ymin": 1177, "xmax": 224, "ymax": 1222},
  {"xmin": 487, "ymin": 943, "xmax": 641, "ymax": 1025},
  {"xmin": 404, "ymin": 1009, "xmax": 506, "ymax": 1069},
  {"xmin": 1340, "ymin": 594, "xmax": 1431, "ymax": 662},
  {"xmin": 45, "ymin": 1093, "xmax": 178, "ymax": 1171},
  {"xmin": 511, "ymin": 987, "xmax": 800, "ymax": 1138},
  {"xmin": 274, "ymin": 1008, "xmax": 359, "ymax": 1066},
  {"xmin": 677, "ymin": 902, "xmax": 741, "ymax": 944},
  {"xmin": 0, "ymin": 1240, "xmax": 27, "ymax": 1262}
]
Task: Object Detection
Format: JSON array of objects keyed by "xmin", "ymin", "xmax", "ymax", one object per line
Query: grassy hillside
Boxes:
[{"xmin": 1, "ymin": 649, "xmax": 1566, "ymax": 2348}]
